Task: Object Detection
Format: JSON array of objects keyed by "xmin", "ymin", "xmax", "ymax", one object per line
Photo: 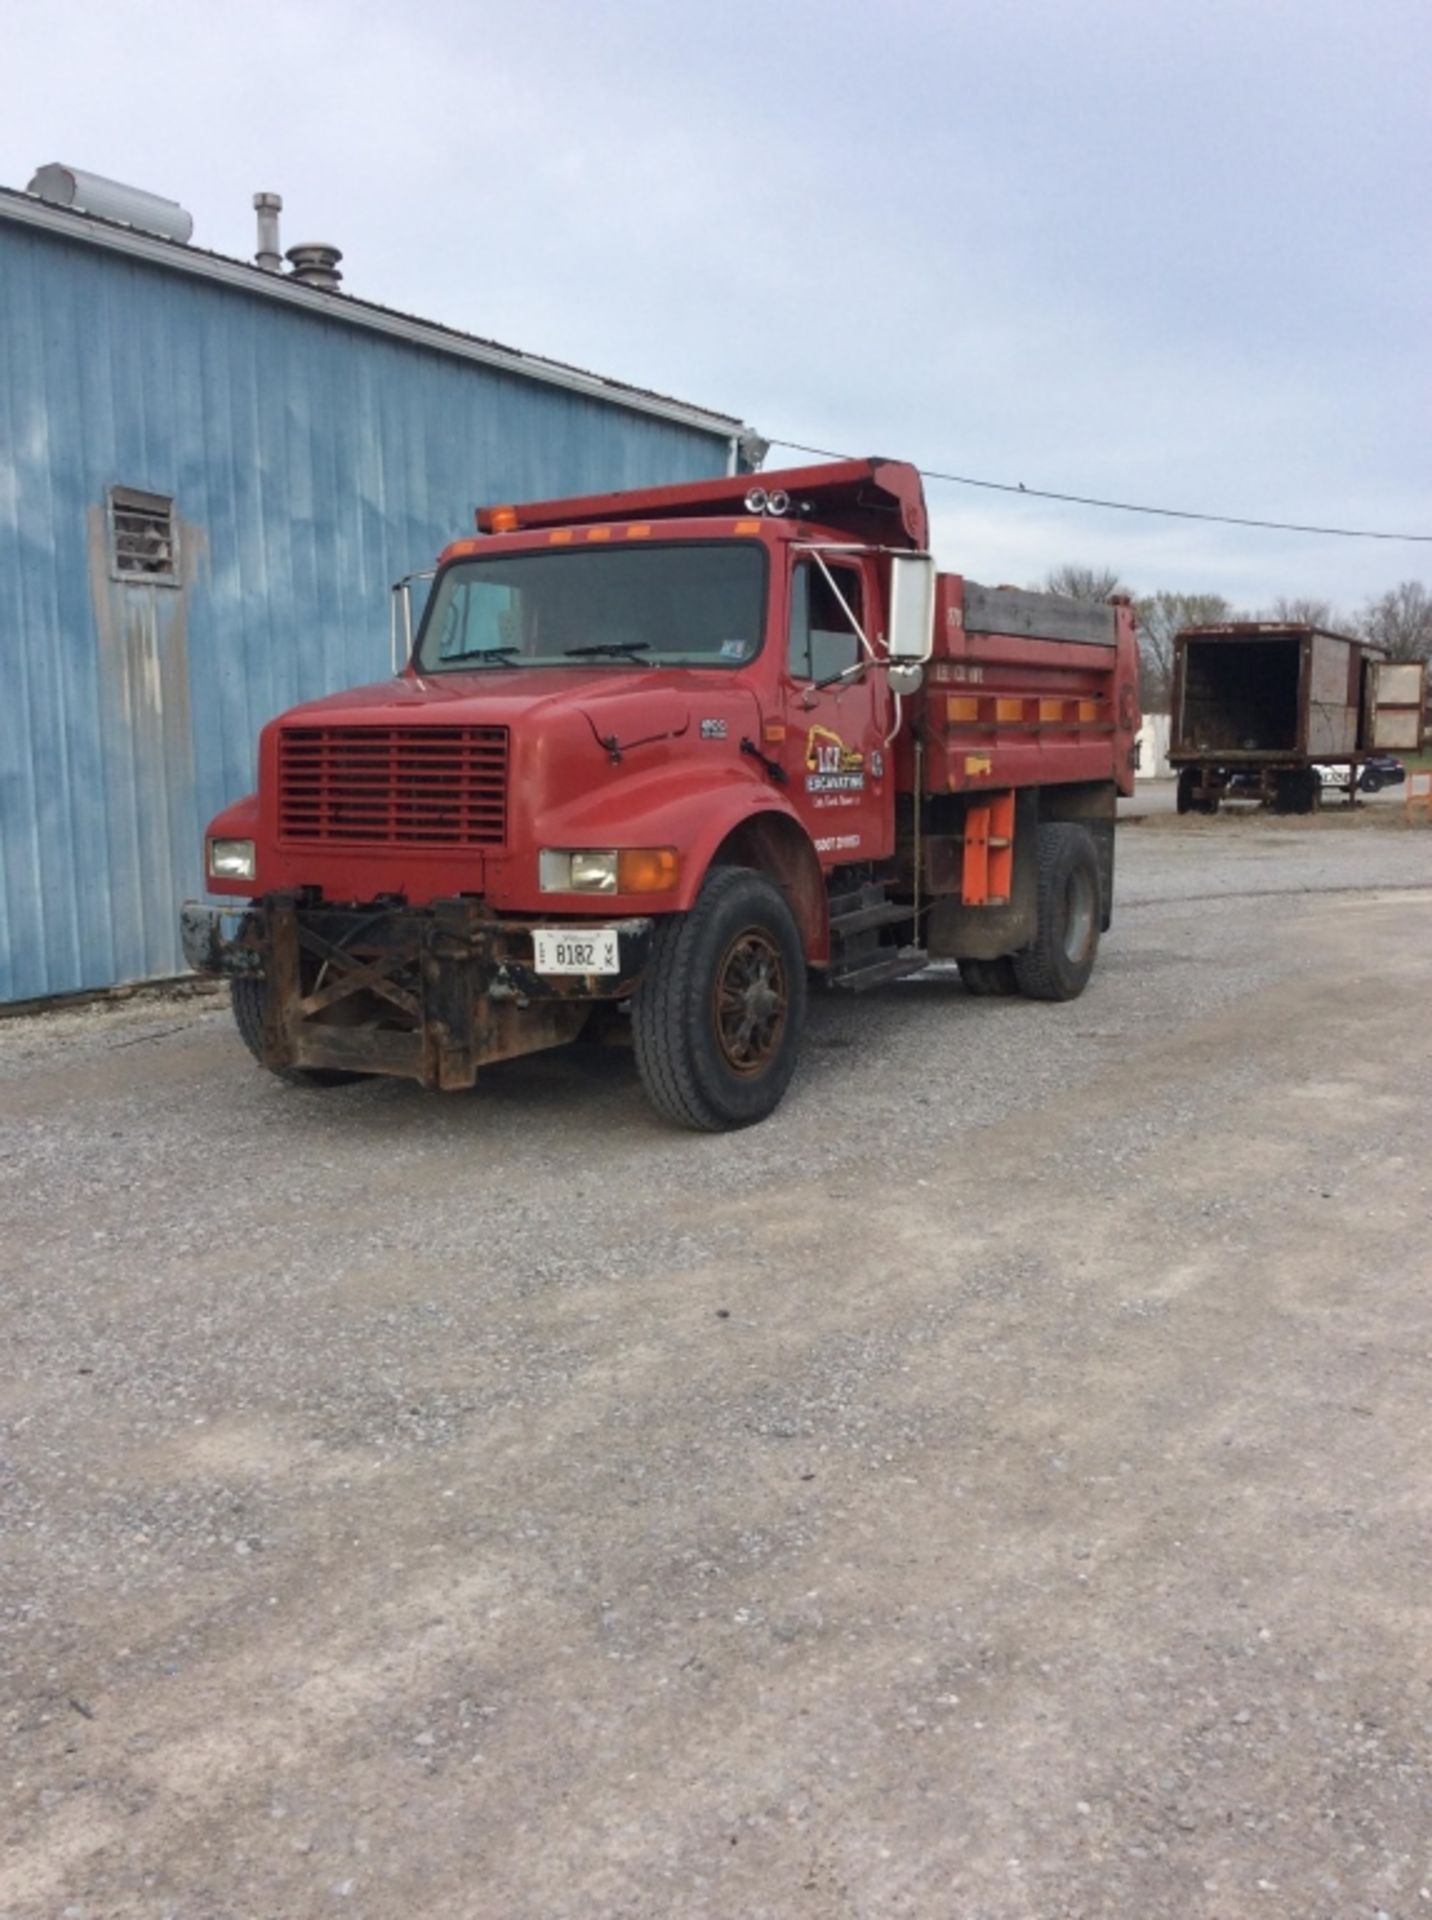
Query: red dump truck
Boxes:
[{"xmin": 183, "ymin": 459, "xmax": 1140, "ymax": 1129}]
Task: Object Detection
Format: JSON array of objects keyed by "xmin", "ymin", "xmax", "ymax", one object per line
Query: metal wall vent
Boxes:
[{"xmin": 109, "ymin": 487, "xmax": 179, "ymax": 585}]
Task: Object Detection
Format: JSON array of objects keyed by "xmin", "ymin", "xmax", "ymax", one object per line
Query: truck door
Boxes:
[
  {"xmin": 778, "ymin": 554, "xmax": 894, "ymax": 863},
  {"xmin": 1364, "ymin": 660, "xmax": 1428, "ymax": 753}
]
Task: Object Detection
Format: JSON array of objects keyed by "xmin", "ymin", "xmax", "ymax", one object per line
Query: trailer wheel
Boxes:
[
  {"xmin": 1012, "ymin": 824, "xmax": 1101, "ymax": 1002},
  {"xmin": 632, "ymin": 866, "xmax": 806, "ymax": 1131},
  {"xmin": 1273, "ymin": 769, "xmax": 1319, "ymax": 815},
  {"xmin": 1176, "ymin": 769, "xmax": 1218, "ymax": 816},
  {"xmin": 958, "ymin": 957, "xmax": 1019, "ymax": 996},
  {"xmin": 230, "ymin": 976, "xmax": 363, "ymax": 1087}
]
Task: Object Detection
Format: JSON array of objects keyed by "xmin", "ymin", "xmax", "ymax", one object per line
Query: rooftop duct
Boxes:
[
  {"xmin": 286, "ymin": 242, "xmax": 342, "ymax": 292},
  {"xmin": 26, "ymin": 164, "xmax": 194, "ymax": 243}
]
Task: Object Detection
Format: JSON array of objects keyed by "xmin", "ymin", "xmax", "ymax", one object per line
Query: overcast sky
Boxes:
[{"xmin": 6, "ymin": 0, "xmax": 1430, "ymax": 613}]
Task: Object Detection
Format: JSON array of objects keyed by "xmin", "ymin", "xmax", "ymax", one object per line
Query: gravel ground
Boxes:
[{"xmin": 3, "ymin": 821, "xmax": 1431, "ymax": 1919}]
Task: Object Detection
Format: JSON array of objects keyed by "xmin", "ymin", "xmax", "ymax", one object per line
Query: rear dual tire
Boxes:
[
  {"xmin": 1012, "ymin": 823, "xmax": 1102, "ymax": 1001},
  {"xmin": 958, "ymin": 956, "xmax": 1019, "ymax": 996},
  {"xmin": 957, "ymin": 824, "xmax": 1102, "ymax": 1006}
]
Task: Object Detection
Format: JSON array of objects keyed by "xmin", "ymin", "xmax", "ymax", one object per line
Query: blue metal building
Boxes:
[{"xmin": 0, "ymin": 184, "xmax": 748, "ymax": 1003}]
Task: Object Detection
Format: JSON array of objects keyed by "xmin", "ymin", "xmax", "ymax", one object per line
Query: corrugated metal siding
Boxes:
[{"xmin": 0, "ymin": 222, "xmax": 731, "ymax": 1001}]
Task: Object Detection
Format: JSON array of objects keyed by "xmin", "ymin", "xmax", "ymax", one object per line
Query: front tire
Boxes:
[
  {"xmin": 230, "ymin": 975, "xmax": 363, "ymax": 1087},
  {"xmin": 632, "ymin": 867, "xmax": 807, "ymax": 1131},
  {"xmin": 1012, "ymin": 823, "xmax": 1102, "ymax": 1003}
]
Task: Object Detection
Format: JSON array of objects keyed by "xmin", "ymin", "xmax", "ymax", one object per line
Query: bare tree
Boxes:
[
  {"xmin": 1039, "ymin": 563, "xmax": 1128, "ymax": 603},
  {"xmin": 1359, "ymin": 580, "xmax": 1432, "ymax": 662},
  {"xmin": 1262, "ymin": 594, "xmax": 1346, "ymax": 630},
  {"xmin": 1133, "ymin": 591, "xmax": 1237, "ymax": 710}
]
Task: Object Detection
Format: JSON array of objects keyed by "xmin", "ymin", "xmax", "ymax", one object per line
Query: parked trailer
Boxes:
[
  {"xmin": 1169, "ymin": 622, "xmax": 1425, "ymax": 815},
  {"xmin": 182, "ymin": 458, "xmax": 1139, "ymax": 1130}
]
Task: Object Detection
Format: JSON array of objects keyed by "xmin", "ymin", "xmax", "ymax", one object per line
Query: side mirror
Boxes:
[
  {"xmin": 389, "ymin": 568, "xmax": 436, "ymax": 673},
  {"xmin": 887, "ymin": 552, "xmax": 936, "ymax": 663},
  {"xmin": 390, "ymin": 579, "xmax": 413, "ymax": 673}
]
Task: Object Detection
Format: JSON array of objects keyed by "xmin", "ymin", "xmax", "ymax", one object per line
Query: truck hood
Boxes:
[{"xmin": 275, "ymin": 668, "xmax": 758, "ymax": 753}]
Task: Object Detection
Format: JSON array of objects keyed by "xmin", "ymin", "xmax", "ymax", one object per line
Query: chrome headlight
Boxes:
[
  {"xmin": 208, "ymin": 838, "xmax": 256, "ymax": 881},
  {"xmin": 539, "ymin": 849, "xmax": 618, "ymax": 893}
]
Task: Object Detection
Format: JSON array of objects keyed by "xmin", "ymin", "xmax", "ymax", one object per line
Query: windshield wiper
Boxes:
[
  {"xmin": 563, "ymin": 641, "xmax": 654, "ymax": 663},
  {"xmin": 441, "ymin": 645, "xmax": 525, "ymax": 668}
]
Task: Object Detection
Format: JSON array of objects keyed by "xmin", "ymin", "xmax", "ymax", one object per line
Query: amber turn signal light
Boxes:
[{"xmin": 617, "ymin": 848, "xmax": 679, "ymax": 893}]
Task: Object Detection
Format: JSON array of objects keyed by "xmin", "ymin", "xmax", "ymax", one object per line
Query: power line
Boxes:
[{"xmin": 764, "ymin": 437, "xmax": 1432, "ymax": 545}]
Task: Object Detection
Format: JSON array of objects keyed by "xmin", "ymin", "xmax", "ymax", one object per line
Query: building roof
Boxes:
[{"xmin": 0, "ymin": 184, "xmax": 746, "ymax": 444}]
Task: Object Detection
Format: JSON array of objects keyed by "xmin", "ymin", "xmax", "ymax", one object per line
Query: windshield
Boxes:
[{"xmin": 414, "ymin": 540, "xmax": 767, "ymax": 673}]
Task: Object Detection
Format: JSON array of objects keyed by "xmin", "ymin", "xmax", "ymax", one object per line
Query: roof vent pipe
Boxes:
[
  {"xmin": 254, "ymin": 192, "xmax": 283, "ymax": 273},
  {"xmin": 286, "ymin": 242, "xmax": 343, "ymax": 292}
]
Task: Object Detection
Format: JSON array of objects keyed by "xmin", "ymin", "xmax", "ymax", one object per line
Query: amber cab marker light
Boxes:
[{"xmin": 618, "ymin": 848, "xmax": 680, "ymax": 893}]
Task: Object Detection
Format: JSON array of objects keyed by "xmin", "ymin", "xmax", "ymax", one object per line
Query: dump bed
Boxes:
[{"xmin": 912, "ymin": 579, "xmax": 1140, "ymax": 797}]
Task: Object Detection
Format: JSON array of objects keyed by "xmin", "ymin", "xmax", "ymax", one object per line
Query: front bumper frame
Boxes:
[{"xmin": 181, "ymin": 895, "xmax": 655, "ymax": 1090}]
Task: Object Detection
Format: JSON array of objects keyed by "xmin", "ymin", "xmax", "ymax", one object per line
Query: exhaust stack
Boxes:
[{"xmin": 254, "ymin": 192, "xmax": 283, "ymax": 273}]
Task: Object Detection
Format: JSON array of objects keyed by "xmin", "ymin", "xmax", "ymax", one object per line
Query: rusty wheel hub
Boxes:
[{"xmin": 713, "ymin": 928, "xmax": 788, "ymax": 1075}]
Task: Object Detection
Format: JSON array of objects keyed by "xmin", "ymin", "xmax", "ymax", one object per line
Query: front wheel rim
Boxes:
[{"xmin": 713, "ymin": 927, "xmax": 788, "ymax": 1075}]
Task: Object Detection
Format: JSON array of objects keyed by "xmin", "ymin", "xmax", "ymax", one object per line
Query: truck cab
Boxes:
[{"xmin": 185, "ymin": 459, "xmax": 1139, "ymax": 1129}]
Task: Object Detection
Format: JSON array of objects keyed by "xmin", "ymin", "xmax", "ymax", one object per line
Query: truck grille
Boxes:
[{"xmin": 278, "ymin": 726, "xmax": 508, "ymax": 846}]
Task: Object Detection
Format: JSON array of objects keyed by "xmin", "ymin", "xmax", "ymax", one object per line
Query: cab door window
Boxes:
[{"xmin": 789, "ymin": 561, "xmax": 864, "ymax": 683}]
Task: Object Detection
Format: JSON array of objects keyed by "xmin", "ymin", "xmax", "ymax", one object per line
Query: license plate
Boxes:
[{"xmin": 532, "ymin": 927, "xmax": 621, "ymax": 976}]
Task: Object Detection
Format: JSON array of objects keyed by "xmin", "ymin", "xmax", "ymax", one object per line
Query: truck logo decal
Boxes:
[
  {"xmin": 805, "ymin": 725, "xmax": 866, "ymax": 794},
  {"xmin": 700, "ymin": 717, "xmax": 728, "ymax": 740}
]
